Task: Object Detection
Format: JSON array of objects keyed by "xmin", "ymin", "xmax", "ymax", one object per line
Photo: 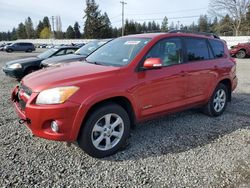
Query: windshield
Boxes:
[
  {"xmin": 37, "ymin": 48, "xmax": 58, "ymax": 59},
  {"xmin": 86, "ymin": 38, "xmax": 151, "ymax": 67},
  {"xmin": 75, "ymin": 40, "xmax": 108, "ymax": 56}
]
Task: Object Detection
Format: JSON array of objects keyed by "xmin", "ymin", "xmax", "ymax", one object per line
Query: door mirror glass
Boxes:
[{"xmin": 143, "ymin": 58, "xmax": 162, "ymax": 69}]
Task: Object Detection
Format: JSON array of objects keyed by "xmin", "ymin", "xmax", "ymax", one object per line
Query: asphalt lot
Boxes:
[{"xmin": 0, "ymin": 49, "xmax": 249, "ymax": 187}]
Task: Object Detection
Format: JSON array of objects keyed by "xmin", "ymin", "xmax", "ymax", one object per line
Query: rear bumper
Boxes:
[
  {"xmin": 2, "ymin": 67, "xmax": 24, "ymax": 79},
  {"xmin": 12, "ymin": 86, "xmax": 81, "ymax": 141}
]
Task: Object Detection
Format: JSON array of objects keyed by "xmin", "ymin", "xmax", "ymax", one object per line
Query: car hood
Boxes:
[
  {"xmin": 6, "ymin": 57, "xmax": 41, "ymax": 66},
  {"xmin": 22, "ymin": 61, "xmax": 121, "ymax": 92},
  {"xmin": 42, "ymin": 54, "xmax": 85, "ymax": 65}
]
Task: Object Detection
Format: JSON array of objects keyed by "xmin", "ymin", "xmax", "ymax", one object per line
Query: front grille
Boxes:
[
  {"xmin": 16, "ymin": 83, "xmax": 32, "ymax": 110},
  {"xmin": 19, "ymin": 83, "xmax": 32, "ymax": 96}
]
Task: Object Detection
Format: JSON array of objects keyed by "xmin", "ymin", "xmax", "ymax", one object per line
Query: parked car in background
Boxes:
[
  {"xmin": 2, "ymin": 46, "xmax": 78, "ymax": 79},
  {"xmin": 0, "ymin": 43, "xmax": 12, "ymax": 51},
  {"xmin": 37, "ymin": 44, "xmax": 47, "ymax": 48},
  {"xmin": 230, "ymin": 42, "xmax": 250, "ymax": 58},
  {"xmin": 4, "ymin": 42, "xmax": 36, "ymax": 52},
  {"xmin": 12, "ymin": 32, "xmax": 237, "ymax": 158},
  {"xmin": 41, "ymin": 39, "xmax": 110, "ymax": 67}
]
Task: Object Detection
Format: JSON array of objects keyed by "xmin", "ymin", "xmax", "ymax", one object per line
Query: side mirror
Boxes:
[{"xmin": 143, "ymin": 58, "xmax": 163, "ymax": 69}]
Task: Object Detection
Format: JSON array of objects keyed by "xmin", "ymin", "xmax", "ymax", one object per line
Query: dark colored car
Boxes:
[
  {"xmin": 230, "ymin": 42, "xmax": 250, "ymax": 58},
  {"xmin": 4, "ymin": 42, "xmax": 36, "ymax": 52},
  {"xmin": 41, "ymin": 39, "xmax": 110, "ymax": 67},
  {"xmin": 12, "ymin": 32, "xmax": 237, "ymax": 158},
  {"xmin": 2, "ymin": 46, "xmax": 78, "ymax": 79}
]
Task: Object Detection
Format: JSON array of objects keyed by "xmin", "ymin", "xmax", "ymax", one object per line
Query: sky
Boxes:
[{"xmin": 0, "ymin": 0, "xmax": 210, "ymax": 32}]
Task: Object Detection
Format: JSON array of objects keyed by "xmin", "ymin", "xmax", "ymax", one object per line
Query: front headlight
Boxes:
[
  {"xmin": 36, "ymin": 86, "xmax": 79, "ymax": 104},
  {"xmin": 8, "ymin": 63, "xmax": 22, "ymax": 69}
]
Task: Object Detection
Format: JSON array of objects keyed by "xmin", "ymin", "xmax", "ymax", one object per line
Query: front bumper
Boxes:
[
  {"xmin": 12, "ymin": 86, "xmax": 81, "ymax": 141},
  {"xmin": 2, "ymin": 66, "xmax": 24, "ymax": 79},
  {"xmin": 229, "ymin": 49, "xmax": 238, "ymax": 57}
]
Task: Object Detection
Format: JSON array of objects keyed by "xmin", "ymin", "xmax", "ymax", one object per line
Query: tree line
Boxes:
[{"xmin": 0, "ymin": 0, "xmax": 250, "ymax": 41}]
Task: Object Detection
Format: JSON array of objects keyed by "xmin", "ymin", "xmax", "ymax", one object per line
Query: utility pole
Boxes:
[
  {"xmin": 51, "ymin": 16, "xmax": 55, "ymax": 39},
  {"xmin": 120, "ymin": 1, "xmax": 127, "ymax": 36},
  {"xmin": 177, "ymin": 21, "xmax": 180, "ymax": 30}
]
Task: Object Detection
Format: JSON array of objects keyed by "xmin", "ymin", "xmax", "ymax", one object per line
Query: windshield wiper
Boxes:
[{"xmin": 85, "ymin": 60, "xmax": 103, "ymax": 65}]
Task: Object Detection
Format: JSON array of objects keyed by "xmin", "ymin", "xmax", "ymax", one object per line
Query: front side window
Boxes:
[
  {"xmin": 185, "ymin": 38, "xmax": 210, "ymax": 62},
  {"xmin": 86, "ymin": 38, "xmax": 151, "ymax": 67},
  {"xmin": 145, "ymin": 38, "xmax": 183, "ymax": 66},
  {"xmin": 209, "ymin": 40, "xmax": 225, "ymax": 58}
]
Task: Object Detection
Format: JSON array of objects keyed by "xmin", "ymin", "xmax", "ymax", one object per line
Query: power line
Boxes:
[{"xmin": 126, "ymin": 7, "xmax": 208, "ymax": 16}]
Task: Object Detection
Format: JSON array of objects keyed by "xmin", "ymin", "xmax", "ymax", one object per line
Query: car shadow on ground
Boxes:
[{"xmin": 106, "ymin": 93, "xmax": 250, "ymax": 161}]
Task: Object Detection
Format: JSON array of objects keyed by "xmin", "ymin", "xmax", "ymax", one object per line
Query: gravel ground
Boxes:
[{"xmin": 0, "ymin": 49, "xmax": 249, "ymax": 187}]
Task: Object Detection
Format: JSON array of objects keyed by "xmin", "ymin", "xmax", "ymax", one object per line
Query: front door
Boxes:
[{"xmin": 133, "ymin": 37, "xmax": 188, "ymax": 117}]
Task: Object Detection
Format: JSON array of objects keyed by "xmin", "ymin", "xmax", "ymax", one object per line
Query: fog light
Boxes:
[{"xmin": 51, "ymin": 121, "xmax": 59, "ymax": 132}]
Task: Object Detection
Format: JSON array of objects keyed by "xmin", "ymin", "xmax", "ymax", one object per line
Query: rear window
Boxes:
[
  {"xmin": 185, "ymin": 38, "xmax": 210, "ymax": 62},
  {"xmin": 209, "ymin": 40, "xmax": 224, "ymax": 58}
]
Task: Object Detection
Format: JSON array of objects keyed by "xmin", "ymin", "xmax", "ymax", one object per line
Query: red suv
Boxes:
[
  {"xmin": 12, "ymin": 32, "xmax": 237, "ymax": 158},
  {"xmin": 230, "ymin": 42, "xmax": 250, "ymax": 58}
]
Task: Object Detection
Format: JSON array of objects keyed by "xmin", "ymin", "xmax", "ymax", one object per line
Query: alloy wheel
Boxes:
[
  {"xmin": 213, "ymin": 89, "xmax": 226, "ymax": 112},
  {"xmin": 91, "ymin": 113, "xmax": 124, "ymax": 151}
]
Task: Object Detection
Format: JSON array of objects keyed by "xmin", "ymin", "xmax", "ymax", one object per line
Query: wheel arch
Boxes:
[
  {"xmin": 218, "ymin": 78, "xmax": 232, "ymax": 102},
  {"xmin": 72, "ymin": 95, "xmax": 137, "ymax": 141}
]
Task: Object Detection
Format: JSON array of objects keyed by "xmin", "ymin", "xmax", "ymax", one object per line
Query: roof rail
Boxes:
[{"xmin": 168, "ymin": 30, "xmax": 220, "ymax": 39}]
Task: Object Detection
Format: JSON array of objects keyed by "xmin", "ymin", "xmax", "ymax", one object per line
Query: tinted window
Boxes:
[
  {"xmin": 146, "ymin": 38, "xmax": 182, "ymax": 66},
  {"xmin": 209, "ymin": 40, "xmax": 224, "ymax": 58},
  {"xmin": 185, "ymin": 38, "xmax": 210, "ymax": 61}
]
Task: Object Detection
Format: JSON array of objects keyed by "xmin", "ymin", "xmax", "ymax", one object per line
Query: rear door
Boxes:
[{"xmin": 183, "ymin": 37, "xmax": 217, "ymax": 104}]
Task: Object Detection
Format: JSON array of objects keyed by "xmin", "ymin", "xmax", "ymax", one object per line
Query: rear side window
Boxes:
[
  {"xmin": 209, "ymin": 40, "xmax": 224, "ymax": 58},
  {"xmin": 185, "ymin": 38, "xmax": 210, "ymax": 62}
]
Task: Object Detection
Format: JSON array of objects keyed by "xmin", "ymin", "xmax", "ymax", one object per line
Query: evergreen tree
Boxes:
[
  {"xmin": 198, "ymin": 15, "xmax": 208, "ymax": 32},
  {"xmin": 36, "ymin": 21, "xmax": 44, "ymax": 38},
  {"xmin": 11, "ymin": 28, "xmax": 17, "ymax": 40},
  {"xmin": 43, "ymin": 16, "xmax": 50, "ymax": 29},
  {"xmin": 83, "ymin": 0, "xmax": 103, "ymax": 38},
  {"xmin": 99, "ymin": 12, "xmax": 112, "ymax": 38},
  {"xmin": 25, "ymin": 17, "xmax": 35, "ymax": 39},
  {"xmin": 17, "ymin": 23, "xmax": 27, "ymax": 39},
  {"xmin": 218, "ymin": 14, "xmax": 234, "ymax": 36},
  {"xmin": 169, "ymin": 22, "xmax": 175, "ymax": 31},
  {"xmin": 147, "ymin": 22, "xmax": 152, "ymax": 31},
  {"xmin": 161, "ymin": 16, "xmax": 168, "ymax": 32},
  {"xmin": 74, "ymin": 22, "xmax": 81, "ymax": 38},
  {"xmin": 66, "ymin": 25, "xmax": 75, "ymax": 38}
]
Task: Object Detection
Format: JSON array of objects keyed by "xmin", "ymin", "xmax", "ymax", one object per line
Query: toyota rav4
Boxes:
[{"xmin": 12, "ymin": 32, "xmax": 237, "ymax": 158}]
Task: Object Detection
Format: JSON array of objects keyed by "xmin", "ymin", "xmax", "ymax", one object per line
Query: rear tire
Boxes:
[
  {"xmin": 203, "ymin": 83, "xmax": 228, "ymax": 117},
  {"xmin": 77, "ymin": 103, "xmax": 130, "ymax": 158},
  {"xmin": 26, "ymin": 49, "xmax": 32, "ymax": 53},
  {"xmin": 6, "ymin": 49, "xmax": 13, "ymax": 53},
  {"xmin": 236, "ymin": 50, "xmax": 246, "ymax": 59}
]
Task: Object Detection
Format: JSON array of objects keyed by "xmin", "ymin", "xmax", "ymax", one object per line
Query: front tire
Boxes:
[
  {"xmin": 78, "ymin": 103, "xmax": 130, "ymax": 158},
  {"xmin": 236, "ymin": 50, "xmax": 246, "ymax": 59},
  {"xmin": 203, "ymin": 83, "xmax": 228, "ymax": 117}
]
